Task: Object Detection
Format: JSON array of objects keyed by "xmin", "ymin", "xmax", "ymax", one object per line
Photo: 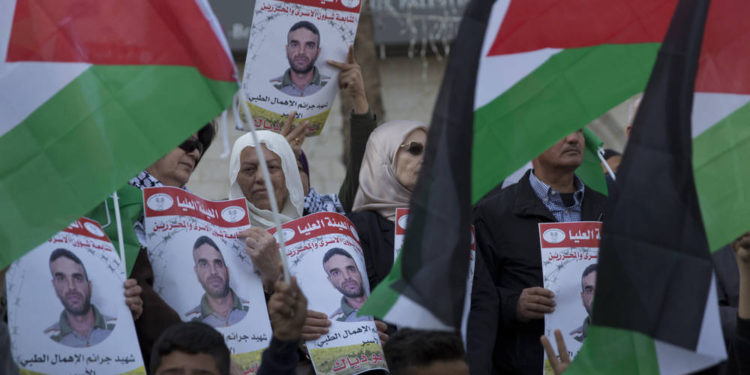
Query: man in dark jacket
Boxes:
[{"xmin": 473, "ymin": 130, "xmax": 607, "ymax": 374}]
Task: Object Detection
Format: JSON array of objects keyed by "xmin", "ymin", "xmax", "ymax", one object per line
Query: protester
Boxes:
[
  {"xmin": 229, "ymin": 130, "xmax": 304, "ymax": 294},
  {"xmin": 258, "ymin": 277, "xmax": 308, "ymax": 375},
  {"xmin": 150, "ymin": 322, "xmax": 230, "ymax": 375},
  {"xmin": 297, "ymin": 120, "xmax": 425, "ymax": 342},
  {"xmin": 348, "ymin": 120, "xmax": 427, "ymax": 284},
  {"xmin": 473, "ymin": 130, "xmax": 607, "ymax": 374},
  {"xmin": 383, "ymin": 329, "xmax": 469, "ymax": 375},
  {"xmin": 541, "ymin": 231, "xmax": 750, "ymax": 374},
  {"xmin": 85, "ymin": 123, "xmax": 217, "ymax": 365}
]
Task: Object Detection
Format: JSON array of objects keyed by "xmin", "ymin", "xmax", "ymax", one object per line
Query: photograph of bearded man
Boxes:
[
  {"xmin": 570, "ymin": 263, "xmax": 597, "ymax": 342},
  {"xmin": 45, "ymin": 248, "xmax": 116, "ymax": 347},
  {"xmin": 322, "ymin": 248, "xmax": 369, "ymax": 322},
  {"xmin": 270, "ymin": 20, "xmax": 329, "ymax": 97},
  {"xmin": 185, "ymin": 236, "xmax": 249, "ymax": 327}
]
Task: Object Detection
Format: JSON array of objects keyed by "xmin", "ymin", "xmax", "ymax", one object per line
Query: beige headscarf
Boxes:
[
  {"xmin": 352, "ymin": 120, "xmax": 428, "ymax": 221},
  {"xmin": 228, "ymin": 131, "xmax": 304, "ymax": 229}
]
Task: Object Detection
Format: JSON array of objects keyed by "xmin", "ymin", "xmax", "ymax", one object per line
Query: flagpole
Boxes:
[
  {"xmin": 597, "ymin": 147, "xmax": 616, "ymax": 181},
  {"xmin": 237, "ymin": 92, "xmax": 291, "ymax": 283},
  {"xmin": 110, "ymin": 191, "xmax": 127, "ymax": 273}
]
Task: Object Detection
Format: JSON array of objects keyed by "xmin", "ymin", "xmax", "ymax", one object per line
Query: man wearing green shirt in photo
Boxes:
[{"xmin": 186, "ymin": 236, "xmax": 248, "ymax": 327}]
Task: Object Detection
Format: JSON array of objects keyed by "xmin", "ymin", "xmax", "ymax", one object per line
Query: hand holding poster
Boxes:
[
  {"xmin": 241, "ymin": 0, "xmax": 361, "ymax": 135},
  {"xmin": 6, "ymin": 218, "xmax": 146, "ymax": 374},
  {"xmin": 539, "ymin": 222, "xmax": 601, "ymax": 375},
  {"xmin": 142, "ymin": 187, "xmax": 272, "ymax": 373},
  {"xmin": 269, "ymin": 212, "xmax": 387, "ymax": 375}
]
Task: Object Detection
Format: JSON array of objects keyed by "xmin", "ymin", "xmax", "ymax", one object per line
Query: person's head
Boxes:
[
  {"xmin": 395, "ymin": 128, "xmax": 427, "ymax": 191},
  {"xmin": 601, "ymin": 149, "xmax": 622, "ymax": 174},
  {"xmin": 532, "ymin": 129, "xmax": 585, "ymax": 175},
  {"xmin": 384, "ymin": 329, "xmax": 468, "ymax": 375},
  {"xmin": 49, "ymin": 249, "xmax": 92, "ymax": 317},
  {"xmin": 150, "ymin": 322, "xmax": 230, "ymax": 375},
  {"xmin": 228, "ymin": 131, "xmax": 304, "ymax": 228},
  {"xmin": 147, "ymin": 123, "xmax": 216, "ymax": 187},
  {"xmin": 322, "ymin": 248, "xmax": 364, "ymax": 299},
  {"xmin": 352, "ymin": 120, "xmax": 428, "ymax": 221},
  {"xmin": 286, "ymin": 21, "xmax": 321, "ymax": 75},
  {"xmin": 192, "ymin": 236, "xmax": 230, "ymax": 299},
  {"xmin": 581, "ymin": 263, "xmax": 597, "ymax": 315}
]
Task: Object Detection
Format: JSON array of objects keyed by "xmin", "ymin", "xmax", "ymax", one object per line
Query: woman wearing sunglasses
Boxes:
[
  {"xmin": 348, "ymin": 120, "xmax": 427, "ymax": 290},
  {"xmin": 298, "ymin": 120, "xmax": 428, "ymax": 342}
]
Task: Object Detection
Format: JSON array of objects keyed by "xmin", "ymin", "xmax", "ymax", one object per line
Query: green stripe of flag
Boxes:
[
  {"xmin": 694, "ymin": 101, "xmax": 750, "ymax": 251},
  {"xmin": 567, "ymin": 325, "xmax": 661, "ymax": 375},
  {"xmin": 0, "ymin": 65, "xmax": 237, "ymax": 269},
  {"xmin": 473, "ymin": 43, "xmax": 660, "ymax": 203}
]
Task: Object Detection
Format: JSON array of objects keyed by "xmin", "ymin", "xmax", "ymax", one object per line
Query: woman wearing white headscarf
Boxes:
[
  {"xmin": 230, "ymin": 131, "xmax": 305, "ymax": 293},
  {"xmin": 229, "ymin": 130, "xmax": 305, "ymax": 228}
]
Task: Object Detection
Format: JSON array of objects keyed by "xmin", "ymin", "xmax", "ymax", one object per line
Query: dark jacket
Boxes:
[
  {"xmin": 346, "ymin": 210, "xmax": 395, "ymax": 291},
  {"xmin": 473, "ymin": 171, "xmax": 606, "ymax": 375},
  {"xmin": 339, "ymin": 111, "xmax": 377, "ymax": 213},
  {"xmin": 467, "ymin": 251, "xmax": 500, "ymax": 375}
]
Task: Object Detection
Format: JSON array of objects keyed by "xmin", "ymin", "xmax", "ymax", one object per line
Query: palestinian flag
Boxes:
[
  {"xmin": 476, "ymin": 0, "xmax": 750, "ymax": 252},
  {"xmin": 568, "ymin": 0, "xmax": 727, "ymax": 373},
  {"xmin": 0, "ymin": 0, "xmax": 237, "ymax": 269},
  {"xmin": 359, "ymin": 0, "xmax": 494, "ymax": 330}
]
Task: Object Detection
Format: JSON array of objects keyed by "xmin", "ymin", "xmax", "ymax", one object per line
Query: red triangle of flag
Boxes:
[{"xmin": 7, "ymin": 0, "xmax": 235, "ymax": 82}]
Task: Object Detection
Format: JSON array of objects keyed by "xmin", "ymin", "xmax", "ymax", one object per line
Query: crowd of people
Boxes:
[{"xmin": 1, "ymin": 41, "xmax": 750, "ymax": 375}]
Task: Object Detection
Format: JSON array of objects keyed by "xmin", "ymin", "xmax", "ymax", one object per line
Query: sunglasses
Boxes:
[
  {"xmin": 178, "ymin": 138, "xmax": 204, "ymax": 155},
  {"xmin": 399, "ymin": 141, "xmax": 424, "ymax": 156}
]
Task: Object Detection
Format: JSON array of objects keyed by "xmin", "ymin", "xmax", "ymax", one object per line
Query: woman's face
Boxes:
[
  {"xmin": 394, "ymin": 128, "xmax": 427, "ymax": 191},
  {"xmin": 236, "ymin": 145, "xmax": 288, "ymax": 210}
]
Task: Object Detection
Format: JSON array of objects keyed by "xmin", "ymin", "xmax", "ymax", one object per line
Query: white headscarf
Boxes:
[
  {"xmin": 228, "ymin": 131, "xmax": 304, "ymax": 229},
  {"xmin": 352, "ymin": 120, "xmax": 428, "ymax": 221}
]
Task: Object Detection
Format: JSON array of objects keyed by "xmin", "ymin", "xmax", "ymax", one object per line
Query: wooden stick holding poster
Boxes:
[
  {"xmin": 6, "ymin": 218, "xmax": 147, "ymax": 375},
  {"xmin": 142, "ymin": 187, "xmax": 272, "ymax": 373},
  {"xmin": 269, "ymin": 212, "xmax": 387, "ymax": 375},
  {"xmin": 242, "ymin": 0, "xmax": 361, "ymax": 135},
  {"xmin": 539, "ymin": 221, "xmax": 601, "ymax": 375}
]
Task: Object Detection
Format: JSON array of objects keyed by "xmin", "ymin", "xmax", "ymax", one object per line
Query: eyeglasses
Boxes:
[
  {"xmin": 179, "ymin": 138, "xmax": 204, "ymax": 155},
  {"xmin": 399, "ymin": 141, "xmax": 424, "ymax": 156}
]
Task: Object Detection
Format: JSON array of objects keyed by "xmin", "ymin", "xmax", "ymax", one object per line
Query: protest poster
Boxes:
[
  {"xmin": 241, "ymin": 0, "xmax": 361, "ymax": 135},
  {"xmin": 5, "ymin": 217, "xmax": 146, "ymax": 375},
  {"xmin": 142, "ymin": 187, "xmax": 271, "ymax": 373},
  {"xmin": 269, "ymin": 212, "xmax": 386, "ymax": 375},
  {"xmin": 539, "ymin": 221, "xmax": 601, "ymax": 375},
  {"xmin": 394, "ymin": 208, "xmax": 476, "ymax": 339}
]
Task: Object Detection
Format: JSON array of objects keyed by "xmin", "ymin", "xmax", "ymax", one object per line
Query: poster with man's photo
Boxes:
[
  {"xmin": 241, "ymin": 0, "xmax": 361, "ymax": 135},
  {"xmin": 5, "ymin": 217, "xmax": 146, "ymax": 375},
  {"xmin": 270, "ymin": 212, "xmax": 386, "ymax": 375},
  {"xmin": 143, "ymin": 187, "xmax": 272, "ymax": 373},
  {"xmin": 539, "ymin": 222, "xmax": 601, "ymax": 375}
]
